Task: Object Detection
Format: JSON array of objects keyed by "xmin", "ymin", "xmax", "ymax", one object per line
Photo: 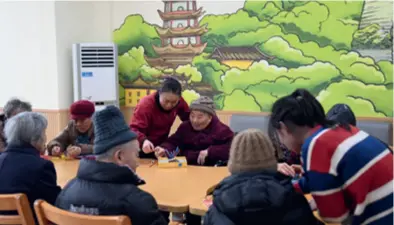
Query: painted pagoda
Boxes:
[{"xmin": 145, "ymin": 0, "xmax": 208, "ymax": 68}]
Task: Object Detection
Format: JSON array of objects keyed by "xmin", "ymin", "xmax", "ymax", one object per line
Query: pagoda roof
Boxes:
[
  {"xmin": 210, "ymin": 46, "xmax": 274, "ymax": 61},
  {"xmin": 158, "ymin": 7, "xmax": 204, "ymax": 21},
  {"xmin": 152, "ymin": 43, "xmax": 207, "ymax": 56},
  {"xmin": 156, "ymin": 25, "xmax": 208, "ymax": 38}
]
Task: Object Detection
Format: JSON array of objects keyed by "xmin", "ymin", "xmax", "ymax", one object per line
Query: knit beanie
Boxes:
[
  {"xmin": 228, "ymin": 129, "xmax": 278, "ymax": 174},
  {"xmin": 190, "ymin": 96, "xmax": 215, "ymax": 116},
  {"xmin": 70, "ymin": 100, "xmax": 95, "ymax": 120},
  {"xmin": 93, "ymin": 105, "xmax": 137, "ymax": 155}
]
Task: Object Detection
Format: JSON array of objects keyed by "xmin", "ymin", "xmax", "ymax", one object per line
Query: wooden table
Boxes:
[{"xmin": 54, "ymin": 159, "xmax": 228, "ymax": 213}]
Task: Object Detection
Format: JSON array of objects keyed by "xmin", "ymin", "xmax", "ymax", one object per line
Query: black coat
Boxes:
[
  {"xmin": 204, "ymin": 170, "xmax": 324, "ymax": 225},
  {"xmin": 55, "ymin": 159, "xmax": 167, "ymax": 225},
  {"xmin": 0, "ymin": 144, "xmax": 61, "ymax": 217}
]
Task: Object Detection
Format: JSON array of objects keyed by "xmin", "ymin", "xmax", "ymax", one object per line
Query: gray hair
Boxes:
[
  {"xmin": 3, "ymin": 98, "xmax": 32, "ymax": 119},
  {"xmin": 4, "ymin": 112, "xmax": 47, "ymax": 146}
]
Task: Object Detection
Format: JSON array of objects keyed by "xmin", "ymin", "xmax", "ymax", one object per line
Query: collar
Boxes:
[
  {"xmin": 5, "ymin": 144, "xmax": 40, "ymax": 156},
  {"xmin": 77, "ymin": 159, "xmax": 146, "ymax": 186}
]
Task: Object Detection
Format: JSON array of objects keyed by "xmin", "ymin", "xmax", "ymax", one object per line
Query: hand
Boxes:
[
  {"xmin": 67, "ymin": 146, "xmax": 81, "ymax": 158},
  {"xmin": 291, "ymin": 164, "xmax": 304, "ymax": 174},
  {"xmin": 277, "ymin": 163, "xmax": 296, "ymax": 177},
  {"xmin": 197, "ymin": 150, "xmax": 208, "ymax": 165},
  {"xmin": 51, "ymin": 146, "xmax": 62, "ymax": 156},
  {"xmin": 142, "ymin": 139, "xmax": 154, "ymax": 154},
  {"xmin": 309, "ymin": 198, "xmax": 317, "ymax": 211},
  {"xmin": 154, "ymin": 147, "xmax": 166, "ymax": 158}
]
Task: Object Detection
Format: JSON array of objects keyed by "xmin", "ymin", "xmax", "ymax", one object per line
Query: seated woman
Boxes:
[
  {"xmin": 47, "ymin": 100, "xmax": 95, "ymax": 157},
  {"xmin": 204, "ymin": 129, "xmax": 323, "ymax": 225},
  {"xmin": 0, "ymin": 98, "xmax": 32, "ymax": 152},
  {"xmin": 155, "ymin": 96, "xmax": 233, "ymax": 166},
  {"xmin": 0, "ymin": 112, "xmax": 61, "ymax": 221}
]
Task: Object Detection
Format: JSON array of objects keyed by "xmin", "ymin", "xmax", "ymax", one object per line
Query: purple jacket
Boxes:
[{"xmin": 160, "ymin": 116, "xmax": 234, "ymax": 166}]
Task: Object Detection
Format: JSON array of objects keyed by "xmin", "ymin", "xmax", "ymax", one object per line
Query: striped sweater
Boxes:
[{"xmin": 293, "ymin": 125, "xmax": 393, "ymax": 225}]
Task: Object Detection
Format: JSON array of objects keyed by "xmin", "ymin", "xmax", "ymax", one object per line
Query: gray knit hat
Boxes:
[
  {"xmin": 93, "ymin": 105, "xmax": 137, "ymax": 155},
  {"xmin": 190, "ymin": 96, "xmax": 215, "ymax": 115},
  {"xmin": 228, "ymin": 129, "xmax": 277, "ymax": 174}
]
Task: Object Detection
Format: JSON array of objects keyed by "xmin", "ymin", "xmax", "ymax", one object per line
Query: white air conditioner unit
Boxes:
[{"xmin": 72, "ymin": 43, "xmax": 119, "ymax": 111}]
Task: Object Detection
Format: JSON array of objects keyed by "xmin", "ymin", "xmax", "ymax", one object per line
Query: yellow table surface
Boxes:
[{"xmin": 54, "ymin": 159, "xmax": 228, "ymax": 213}]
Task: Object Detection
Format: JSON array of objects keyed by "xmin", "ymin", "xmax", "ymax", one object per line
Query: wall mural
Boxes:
[{"xmin": 113, "ymin": 0, "xmax": 393, "ymax": 117}]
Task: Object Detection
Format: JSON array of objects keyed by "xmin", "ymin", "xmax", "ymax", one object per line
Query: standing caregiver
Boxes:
[{"xmin": 130, "ymin": 77, "xmax": 190, "ymax": 158}]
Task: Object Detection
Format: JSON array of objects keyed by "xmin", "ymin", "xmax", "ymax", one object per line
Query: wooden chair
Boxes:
[
  {"xmin": 34, "ymin": 200, "xmax": 131, "ymax": 225},
  {"xmin": 0, "ymin": 193, "xmax": 35, "ymax": 225}
]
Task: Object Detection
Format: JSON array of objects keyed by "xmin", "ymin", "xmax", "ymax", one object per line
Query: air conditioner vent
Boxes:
[{"xmin": 80, "ymin": 46, "xmax": 114, "ymax": 68}]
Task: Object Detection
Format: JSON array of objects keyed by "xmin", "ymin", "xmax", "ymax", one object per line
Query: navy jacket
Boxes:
[
  {"xmin": 56, "ymin": 159, "xmax": 167, "ymax": 225},
  {"xmin": 0, "ymin": 144, "xmax": 61, "ymax": 215},
  {"xmin": 204, "ymin": 170, "xmax": 323, "ymax": 225}
]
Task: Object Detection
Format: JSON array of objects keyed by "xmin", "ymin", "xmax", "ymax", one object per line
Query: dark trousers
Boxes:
[{"xmin": 160, "ymin": 211, "xmax": 202, "ymax": 225}]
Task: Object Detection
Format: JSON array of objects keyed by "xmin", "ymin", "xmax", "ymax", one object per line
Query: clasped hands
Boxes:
[
  {"xmin": 143, "ymin": 139, "xmax": 208, "ymax": 165},
  {"xmin": 51, "ymin": 145, "xmax": 81, "ymax": 158}
]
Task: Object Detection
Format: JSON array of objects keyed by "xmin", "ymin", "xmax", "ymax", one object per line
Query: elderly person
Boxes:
[
  {"xmin": 0, "ymin": 112, "xmax": 61, "ymax": 218},
  {"xmin": 156, "ymin": 96, "xmax": 234, "ymax": 166},
  {"xmin": 55, "ymin": 106, "xmax": 167, "ymax": 225},
  {"xmin": 0, "ymin": 98, "xmax": 32, "ymax": 152},
  {"xmin": 204, "ymin": 129, "xmax": 323, "ymax": 225},
  {"xmin": 47, "ymin": 100, "xmax": 95, "ymax": 157}
]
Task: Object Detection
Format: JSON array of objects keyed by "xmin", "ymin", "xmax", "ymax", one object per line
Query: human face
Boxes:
[
  {"xmin": 114, "ymin": 140, "xmax": 140, "ymax": 172},
  {"xmin": 276, "ymin": 122, "xmax": 301, "ymax": 154},
  {"xmin": 159, "ymin": 92, "xmax": 180, "ymax": 111},
  {"xmin": 190, "ymin": 110, "xmax": 212, "ymax": 131},
  {"xmin": 75, "ymin": 118, "xmax": 92, "ymax": 133}
]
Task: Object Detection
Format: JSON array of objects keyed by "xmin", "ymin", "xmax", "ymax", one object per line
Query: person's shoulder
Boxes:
[
  {"xmin": 178, "ymin": 120, "xmax": 192, "ymax": 130},
  {"xmin": 122, "ymin": 186, "xmax": 158, "ymax": 209},
  {"xmin": 134, "ymin": 93, "xmax": 156, "ymax": 112}
]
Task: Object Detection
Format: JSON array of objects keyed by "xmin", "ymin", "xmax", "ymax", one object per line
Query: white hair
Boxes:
[{"xmin": 4, "ymin": 112, "xmax": 47, "ymax": 146}]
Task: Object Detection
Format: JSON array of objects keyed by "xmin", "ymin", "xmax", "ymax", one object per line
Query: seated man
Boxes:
[
  {"xmin": 47, "ymin": 100, "xmax": 95, "ymax": 157},
  {"xmin": 55, "ymin": 106, "xmax": 167, "ymax": 225},
  {"xmin": 0, "ymin": 98, "xmax": 32, "ymax": 153},
  {"xmin": 0, "ymin": 112, "xmax": 61, "ymax": 222},
  {"xmin": 156, "ymin": 96, "xmax": 234, "ymax": 166}
]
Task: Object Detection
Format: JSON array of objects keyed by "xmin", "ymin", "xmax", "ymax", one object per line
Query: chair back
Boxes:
[
  {"xmin": 0, "ymin": 193, "xmax": 35, "ymax": 225},
  {"xmin": 34, "ymin": 200, "xmax": 131, "ymax": 225}
]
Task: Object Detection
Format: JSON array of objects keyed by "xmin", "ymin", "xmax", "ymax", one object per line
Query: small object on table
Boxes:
[
  {"xmin": 158, "ymin": 156, "xmax": 187, "ymax": 168},
  {"xmin": 165, "ymin": 147, "xmax": 180, "ymax": 159},
  {"xmin": 149, "ymin": 160, "xmax": 156, "ymax": 167}
]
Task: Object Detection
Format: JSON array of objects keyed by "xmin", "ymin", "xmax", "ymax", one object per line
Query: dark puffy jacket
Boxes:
[
  {"xmin": 55, "ymin": 159, "xmax": 167, "ymax": 225},
  {"xmin": 204, "ymin": 170, "xmax": 324, "ymax": 225}
]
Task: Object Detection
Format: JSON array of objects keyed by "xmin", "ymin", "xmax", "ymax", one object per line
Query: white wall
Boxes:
[
  {"xmin": 0, "ymin": 1, "xmax": 59, "ymax": 109},
  {"xmin": 54, "ymin": 1, "xmax": 112, "ymax": 109},
  {"xmin": 0, "ymin": 1, "xmax": 112, "ymax": 110}
]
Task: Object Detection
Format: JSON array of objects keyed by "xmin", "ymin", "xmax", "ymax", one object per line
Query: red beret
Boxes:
[{"xmin": 70, "ymin": 100, "xmax": 95, "ymax": 120}]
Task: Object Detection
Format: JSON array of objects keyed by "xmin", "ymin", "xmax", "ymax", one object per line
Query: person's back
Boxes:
[
  {"xmin": 56, "ymin": 159, "xmax": 164, "ymax": 225},
  {"xmin": 55, "ymin": 105, "xmax": 166, "ymax": 225},
  {"xmin": 204, "ymin": 171, "xmax": 322, "ymax": 225},
  {"xmin": 297, "ymin": 125, "xmax": 393, "ymax": 225},
  {"xmin": 0, "ymin": 112, "xmax": 61, "ymax": 222},
  {"xmin": 204, "ymin": 129, "xmax": 322, "ymax": 225}
]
